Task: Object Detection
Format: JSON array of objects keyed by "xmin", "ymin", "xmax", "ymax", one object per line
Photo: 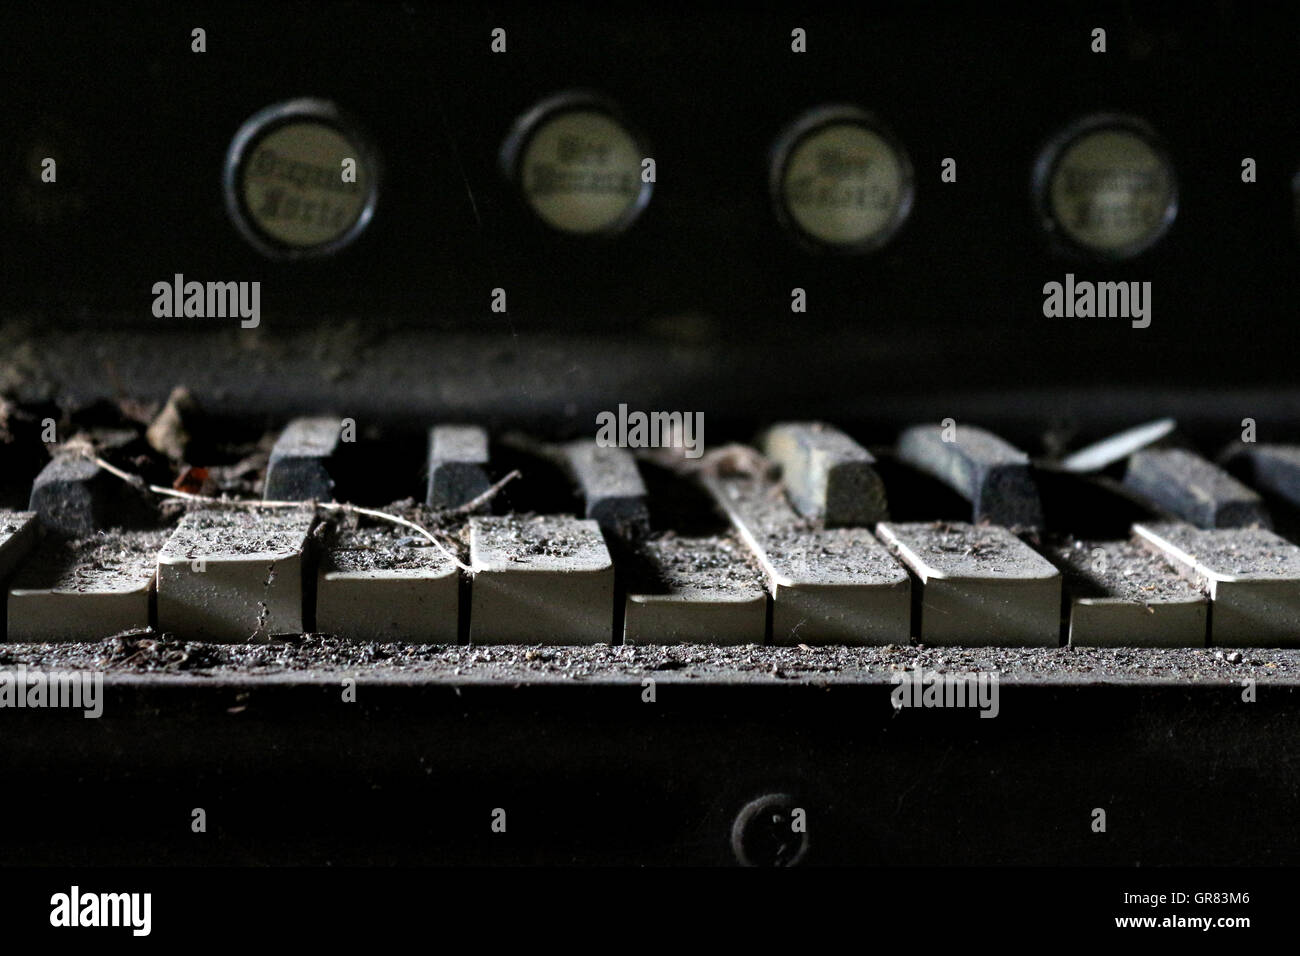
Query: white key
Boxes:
[
  {"xmin": 1051, "ymin": 539, "xmax": 1206, "ymax": 647},
  {"xmin": 0, "ymin": 511, "xmax": 40, "ymax": 581},
  {"xmin": 469, "ymin": 515, "xmax": 613, "ymax": 645},
  {"xmin": 703, "ymin": 473, "xmax": 910, "ymax": 645},
  {"xmin": 9, "ymin": 530, "xmax": 167, "ymax": 642},
  {"xmin": 1134, "ymin": 521, "xmax": 1300, "ymax": 647},
  {"xmin": 624, "ymin": 536, "xmax": 767, "ymax": 645},
  {"xmin": 0, "ymin": 510, "xmax": 41, "ymax": 639},
  {"xmin": 157, "ymin": 508, "xmax": 316, "ymax": 641},
  {"xmin": 317, "ymin": 524, "xmax": 459, "ymax": 642},
  {"xmin": 877, "ymin": 521, "xmax": 1061, "ymax": 646}
]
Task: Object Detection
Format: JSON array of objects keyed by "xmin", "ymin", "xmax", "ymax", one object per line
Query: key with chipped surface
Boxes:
[
  {"xmin": 264, "ymin": 416, "xmax": 343, "ymax": 501},
  {"xmin": 896, "ymin": 423, "xmax": 1043, "ymax": 527},
  {"xmin": 624, "ymin": 535, "xmax": 767, "ymax": 645},
  {"xmin": 426, "ymin": 424, "xmax": 492, "ymax": 511},
  {"xmin": 1134, "ymin": 521, "xmax": 1300, "ymax": 647},
  {"xmin": 703, "ymin": 472, "xmax": 910, "ymax": 645},
  {"xmin": 317, "ymin": 522, "xmax": 460, "ymax": 642},
  {"xmin": 8, "ymin": 530, "xmax": 169, "ymax": 642},
  {"xmin": 156, "ymin": 508, "xmax": 316, "ymax": 641},
  {"xmin": 1124, "ymin": 448, "xmax": 1268, "ymax": 529},
  {"xmin": 1049, "ymin": 538, "xmax": 1206, "ymax": 647},
  {"xmin": 563, "ymin": 441, "xmax": 649, "ymax": 538},
  {"xmin": 876, "ymin": 521, "xmax": 1061, "ymax": 646},
  {"xmin": 469, "ymin": 515, "xmax": 614, "ymax": 645},
  {"xmin": 762, "ymin": 421, "xmax": 887, "ymax": 527}
]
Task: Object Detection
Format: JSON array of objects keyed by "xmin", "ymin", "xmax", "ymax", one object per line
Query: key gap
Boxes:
[
  {"xmin": 490, "ymin": 434, "xmax": 581, "ymax": 516},
  {"xmin": 328, "ymin": 426, "xmax": 426, "ymax": 507},
  {"xmin": 1036, "ymin": 470, "xmax": 1159, "ymax": 539},
  {"xmin": 870, "ymin": 449, "xmax": 968, "ymax": 523}
]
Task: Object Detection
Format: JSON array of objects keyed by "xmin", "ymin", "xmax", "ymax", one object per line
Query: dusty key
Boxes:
[
  {"xmin": 876, "ymin": 521, "xmax": 1061, "ymax": 646},
  {"xmin": 703, "ymin": 473, "xmax": 910, "ymax": 645},
  {"xmin": 317, "ymin": 522, "xmax": 459, "ymax": 642},
  {"xmin": 156, "ymin": 507, "xmax": 316, "ymax": 641},
  {"xmin": 0, "ymin": 511, "xmax": 40, "ymax": 640},
  {"xmin": 1049, "ymin": 539, "xmax": 1206, "ymax": 647},
  {"xmin": 563, "ymin": 441, "xmax": 649, "ymax": 538},
  {"xmin": 896, "ymin": 423, "xmax": 1043, "ymax": 527},
  {"xmin": 469, "ymin": 515, "xmax": 614, "ymax": 644},
  {"xmin": 624, "ymin": 535, "xmax": 767, "ymax": 645},
  {"xmin": 0, "ymin": 511, "xmax": 40, "ymax": 582},
  {"xmin": 264, "ymin": 417, "xmax": 343, "ymax": 501},
  {"xmin": 8, "ymin": 530, "xmax": 168, "ymax": 642},
  {"xmin": 762, "ymin": 421, "xmax": 887, "ymax": 527},
  {"xmin": 29, "ymin": 455, "xmax": 119, "ymax": 537},
  {"xmin": 1124, "ymin": 448, "xmax": 1268, "ymax": 529},
  {"xmin": 1134, "ymin": 521, "xmax": 1300, "ymax": 647},
  {"xmin": 426, "ymin": 424, "xmax": 491, "ymax": 510}
]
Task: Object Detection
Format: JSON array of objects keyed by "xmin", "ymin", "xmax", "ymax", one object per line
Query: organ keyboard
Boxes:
[
  {"xmin": 6, "ymin": 0, "xmax": 1300, "ymax": 879},
  {"xmin": 5, "ymin": 411, "xmax": 1300, "ymax": 871},
  {"xmin": 5, "ymin": 412, "xmax": 1300, "ymax": 648}
]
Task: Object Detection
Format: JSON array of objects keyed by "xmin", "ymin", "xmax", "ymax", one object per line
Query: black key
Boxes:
[
  {"xmin": 29, "ymin": 455, "xmax": 117, "ymax": 537},
  {"xmin": 1225, "ymin": 444, "xmax": 1300, "ymax": 509},
  {"xmin": 426, "ymin": 424, "xmax": 491, "ymax": 511},
  {"xmin": 264, "ymin": 417, "xmax": 342, "ymax": 502},
  {"xmin": 562, "ymin": 441, "xmax": 649, "ymax": 539},
  {"xmin": 896, "ymin": 423, "xmax": 1043, "ymax": 527},
  {"xmin": 762, "ymin": 421, "xmax": 887, "ymax": 527},
  {"xmin": 1124, "ymin": 448, "xmax": 1269, "ymax": 529}
]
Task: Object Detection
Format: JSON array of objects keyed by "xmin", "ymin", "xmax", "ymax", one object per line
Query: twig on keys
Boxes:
[
  {"xmin": 81, "ymin": 451, "xmax": 517, "ymax": 574},
  {"xmin": 450, "ymin": 469, "xmax": 522, "ymax": 515}
]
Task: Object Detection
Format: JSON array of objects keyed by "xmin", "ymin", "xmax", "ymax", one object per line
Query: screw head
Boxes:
[{"xmin": 731, "ymin": 793, "xmax": 809, "ymax": 867}]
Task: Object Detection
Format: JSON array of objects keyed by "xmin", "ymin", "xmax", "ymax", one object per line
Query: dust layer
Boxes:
[
  {"xmin": 1049, "ymin": 536, "xmax": 1203, "ymax": 604},
  {"xmin": 472, "ymin": 514, "xmax": 605, "ymax": 566},
  {"xmin": 12, "ymin": 529, "xmax": 170, "ymax": 592},
  {"xmin": 710, "ymin": 474, "xmax": 903, "ymax": 584},
  {"xmin": 158, "ymin": 507, "xmax": 316, "ymax": 561},
  {"xmin": 2, "ymin": 634, "xmax": 1295, "ymax": 686}
]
